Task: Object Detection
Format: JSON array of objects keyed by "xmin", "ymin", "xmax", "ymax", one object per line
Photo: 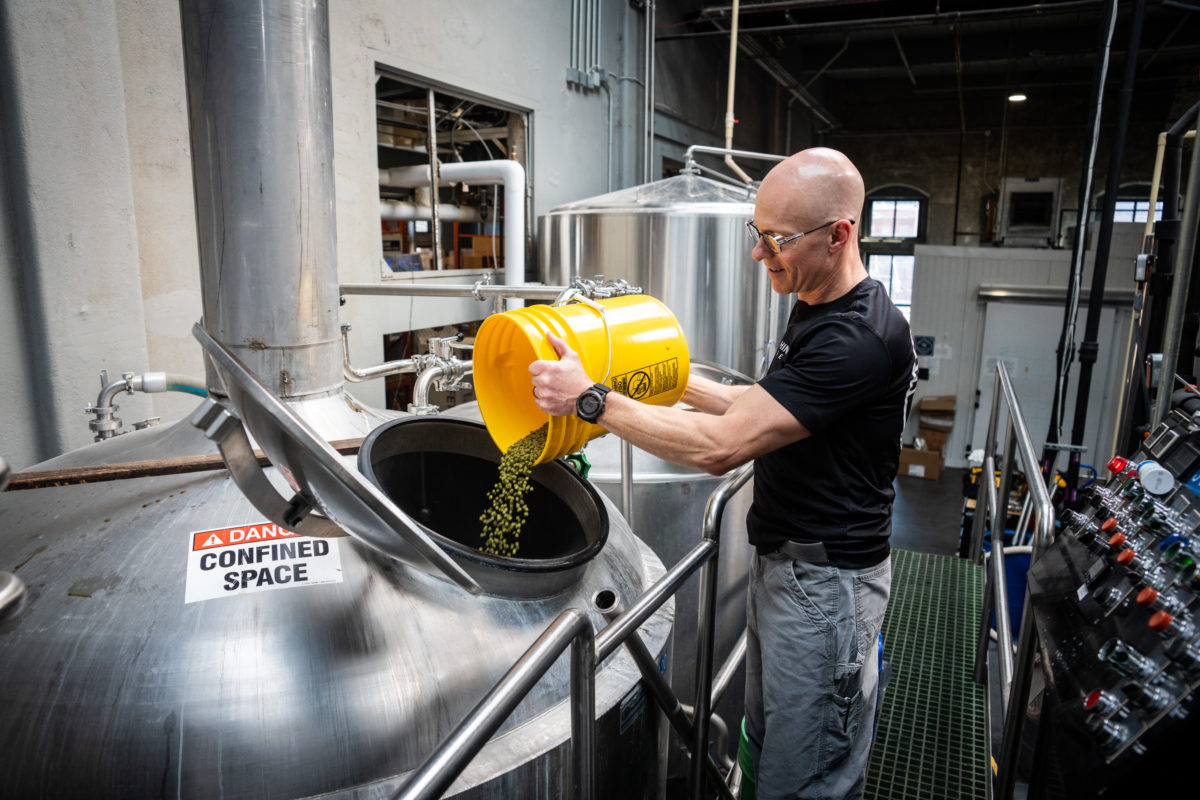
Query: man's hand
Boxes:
[{"xmin": 529, "ymin": 334, "xmax": 595, "ymax": 416}]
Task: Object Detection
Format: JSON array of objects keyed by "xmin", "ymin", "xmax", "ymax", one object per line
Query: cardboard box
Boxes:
[
  {"xmin": 919, "ymin": 395, "xmax": 956, "ymax": 412},
  {"xmin": 899, "ymin": 447, "xmax": 944, "ymax": 480},
  {"xmin": 917, "ymin": 395, "xmax": 956, "ymax": 454},
  {"xmin": 920, "ymin": 427, "xmax": 950, "ymax": 453}
]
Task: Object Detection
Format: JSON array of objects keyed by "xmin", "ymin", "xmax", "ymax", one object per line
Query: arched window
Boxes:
[
  {"xmin": 864, "ymin": 184, "xmax": 928, "ymax": 241},
  {"xmin": 862, "ymin": 185, "xmax": 928, "ymax": 321}
]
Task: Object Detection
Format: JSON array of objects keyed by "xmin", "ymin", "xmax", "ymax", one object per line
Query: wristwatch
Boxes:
[{"xmin": 576, "ymin": 383, "xmax": 612, "ymax": 424}]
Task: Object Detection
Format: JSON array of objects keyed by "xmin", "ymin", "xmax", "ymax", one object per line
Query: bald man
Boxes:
[{"xmin": 532, "ymin": 147, "xmax": 917, "ymax": 799}]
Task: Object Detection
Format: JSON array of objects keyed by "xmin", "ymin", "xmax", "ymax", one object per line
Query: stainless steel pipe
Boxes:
[
  {"xmin": 690, "ymin": 463, "xmax": 754, "ymax": 800},
  {"xmin": 339, "ymin": 282, "xmax": 565, "ymax": 301},
  {"xmin": 968, "ymin": 362, "xmax": 1055, "ymax": 800}
]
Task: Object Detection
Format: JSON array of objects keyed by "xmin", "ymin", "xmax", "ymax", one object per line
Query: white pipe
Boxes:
[
  {"xmin": 380, "ymin": 160, "xmax": 526, "ymax": 308},
  {"xmin": 1144, "ymin": 132, "xmax": 1167, "ymax": 242},
  {"xmin": 723, "ymin": 0, "xmax": 753, "ymax": 185},
  {"xmin": 379, "ymin": 201, "xmax": 482, "ymax": 222}
]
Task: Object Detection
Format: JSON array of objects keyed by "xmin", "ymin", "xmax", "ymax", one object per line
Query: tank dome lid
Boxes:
[
  {"xmin": 547, "ymin": 173, "xmax": 756, "ymax": 213},
  {"xmin": 191, "ymin": 323, "xmax": 482, "ymax": 595}
]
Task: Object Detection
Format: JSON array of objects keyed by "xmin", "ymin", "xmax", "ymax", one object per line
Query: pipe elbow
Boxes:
[{"xmin": 412, "ymin": 364, "xmax": 447, "ymax": 407}]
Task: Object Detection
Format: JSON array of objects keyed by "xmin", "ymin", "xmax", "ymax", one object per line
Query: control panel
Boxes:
[{"xmin": 1026, "ymin": 409, "xmax": 1200, "ymax": 798}]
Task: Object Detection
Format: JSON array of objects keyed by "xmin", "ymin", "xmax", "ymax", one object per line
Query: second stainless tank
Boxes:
[{"xmin": 538, "ymin": 173, "xmax": 786, "ymax": 380}]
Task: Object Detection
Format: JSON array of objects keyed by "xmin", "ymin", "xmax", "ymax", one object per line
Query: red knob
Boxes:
[
  {"xmin": 1101, "ymin": 518, "xmax": 1119, "ymax": 532},
  {"xmin": 1117, "ymin": 549, "xmax": 1136, "ymax": 565},
  {"xmin": 1108, "ymin": 456, "xmax": 1130, "ymax": 474},
  {"xmin": 1149, "ymin": 610, "xmax": 1174, "ymax": 632},
  {"xmin": 1109, "ymin": 532, "xmax": 1127, "ymax": 548},
  {"xmin": 1085, "ymin": 690, "xmax": 1103, "ymax": 709},
  {"xmin": 1137, "ymin": 587, "xmax": 1159, "ymax": 606}
]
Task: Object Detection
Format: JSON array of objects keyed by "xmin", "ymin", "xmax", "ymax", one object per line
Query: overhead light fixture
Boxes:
[{"xmin": 1008, "ymin": 92, "xmax": 1028, "ymax": 103}]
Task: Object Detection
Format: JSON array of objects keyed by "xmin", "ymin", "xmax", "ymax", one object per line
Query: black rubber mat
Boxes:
[{"xmin": 865, "ymin": 549, "xmax": 990, "ymax": 800}]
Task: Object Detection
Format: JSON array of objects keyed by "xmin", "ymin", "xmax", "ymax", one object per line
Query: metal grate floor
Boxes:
[{"xmin": 865, "ymin": 549, "xmax": 990, "ymax": 800}]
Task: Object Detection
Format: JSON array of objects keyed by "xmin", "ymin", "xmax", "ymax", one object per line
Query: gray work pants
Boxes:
[{"xmin": 744, "ymin": 550, "xmax": 891, "ymax": 800}]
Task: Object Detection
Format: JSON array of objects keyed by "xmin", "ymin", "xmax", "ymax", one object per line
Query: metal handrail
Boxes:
[
  {"xmin": 691, "ymin": 463, "xmax": 754, "ymax": 799},
  {"xmin": 393, "ymin": 609, "xmax": 595, "ymax": 800},
  {"xmin": 393, "ymin": 462, "xmax": 754, "ymax": 799},
  {"xmin": 968, "ymin": 362, "xmax": 1055, "ymax": 800}
]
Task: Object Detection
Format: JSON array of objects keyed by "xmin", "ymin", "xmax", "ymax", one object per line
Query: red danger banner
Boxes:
[{"xmin": 192, "ymin": 523, "xmax": 301, "ymax": 552}]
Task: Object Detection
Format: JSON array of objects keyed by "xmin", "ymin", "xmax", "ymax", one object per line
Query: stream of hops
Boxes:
[{"xmin": 479, "ymin": 423, "xmax": 548, "ymax": 556}]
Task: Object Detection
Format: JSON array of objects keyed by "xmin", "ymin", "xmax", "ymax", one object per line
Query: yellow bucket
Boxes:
[{"xmin": 474, "ymin": 294, "xmax": 690, "ymax": 464}]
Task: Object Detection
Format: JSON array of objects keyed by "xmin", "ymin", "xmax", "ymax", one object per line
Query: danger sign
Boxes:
[{"xmin": 184, "ymin": 521, "xmax": 343, "ymax": 604}]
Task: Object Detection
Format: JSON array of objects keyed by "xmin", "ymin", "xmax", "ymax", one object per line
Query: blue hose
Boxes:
[{"xmin": 168, "ymin": 384, "xmax": 209, "ymax": 398}]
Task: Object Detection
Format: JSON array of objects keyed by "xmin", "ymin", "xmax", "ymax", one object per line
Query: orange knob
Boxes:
[
  {"xmin": 1101, "ymin": 518, "xmax": 1119, "ymax": 532},
  {"xmin": 1149, "ymin": 610, "xmax": 1174, "ymax": 632},
  {"xmin": 1117, "ymin": 548, "xmax": 1135, "ymax": 565},
  {"xmin": 1109, "ymin": 532, "xmax": 1127, "ymax": 548},
  {"xmin": 1137, "ymin": 587, "xmax": 1158, "ymax": 606}
]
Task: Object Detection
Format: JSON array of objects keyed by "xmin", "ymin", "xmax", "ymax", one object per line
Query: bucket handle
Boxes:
[{"xmin": 553, "ymin": 293, "xmax": 614, "ymax": 384}]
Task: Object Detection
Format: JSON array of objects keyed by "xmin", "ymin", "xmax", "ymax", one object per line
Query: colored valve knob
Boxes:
[
  {"xmin": 1084, "ymin": 689, "xmax": 1121, "ymax": 715},
  {"xmin": 1149, "ymin": 610, "xmax": 1197, "ymax": 640},
  {"xmin": 1138, "ymin": 587, "xmax": 1188, "ymax": 616},
  {"xmin": 1138, "ymin": 587, "xmax": 1160, "ymax": 606},
  {"xmin": 1137, "ymin": 460, "xmax": 1175, "ymax": 496},
  {"xmin": 1101, "ymin": 517, "xmax": 1119, "ymax": 533},
  {"xmin": 1108, "ymin": 456, "xmax": 1130, "ymax": 475},
  {"xmin": 1108, "ymin": 532, "xmax": 1127, "ymax": 549}
]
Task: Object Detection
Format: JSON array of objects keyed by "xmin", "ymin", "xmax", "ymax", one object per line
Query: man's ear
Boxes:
[{"xmin": 829, "ymin": 219, "xmax": 854, "ymax": 251}]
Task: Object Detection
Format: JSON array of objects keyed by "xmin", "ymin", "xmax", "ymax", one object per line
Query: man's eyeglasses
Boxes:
[{"xmin": 745, "ymin": 219, "xmax": 855, "ymax": 254}]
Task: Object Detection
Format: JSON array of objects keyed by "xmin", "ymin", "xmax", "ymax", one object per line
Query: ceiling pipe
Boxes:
[
  {"xmin": 736, "ymin": 32, "xmax": 840, "ymax": 130},
  {"xmin": 700, "ymin": 0, "xmax": 889, "ymax": 15},
  {"xmin": 723, "ymin": 0, "xmax": 754, "ymax": 183},
  {"xmin": 661, "ymin": 0, "xmax": 1105, "ymax": 40},
  {"xmin": 380, "ymin": 160, "xmax": 526, "ymax": 309},
  {"xmin": 1040, "ymin": 0, "xmax": 1119, "ymax": 482},
  {"xmin": 891, "ymin": 30, "xmax": 916, "ymax": 86},
  {"xmin": 1064, "ymin": 0, "xmax": 1146, "ymax": 502},
  {"xmin": 803, "ymin": 33, "xmax": 849, "ymax": 88}
]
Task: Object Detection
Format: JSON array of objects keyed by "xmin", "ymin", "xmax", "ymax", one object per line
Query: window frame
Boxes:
[
  {"xmin": 866, "ymin": 253, "xmax": 914, "ymax": 320},
  {"xmin": 861, "ymin": 185, "xmax": 929, "ymax": 243}
]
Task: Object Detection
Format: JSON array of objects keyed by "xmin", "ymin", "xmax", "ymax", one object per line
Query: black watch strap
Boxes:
[{"xmin": 576, "ymin": 383, "xmax": 612, "ymax": 424}]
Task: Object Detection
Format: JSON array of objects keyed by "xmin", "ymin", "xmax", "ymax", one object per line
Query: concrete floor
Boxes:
[{"xmin": 891, "ymin": 466, "xmax": 968, "ymax": 556}]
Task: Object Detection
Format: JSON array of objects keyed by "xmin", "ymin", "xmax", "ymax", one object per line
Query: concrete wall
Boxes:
[{"xmin": 0, "ymin": 0, "xmax": 153, "ymax": 469}]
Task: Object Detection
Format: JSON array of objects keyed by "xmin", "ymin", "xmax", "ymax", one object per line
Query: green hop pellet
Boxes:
[{"xmin": 479, "ymin": 423, "xmax": 547, "ymax": 557}]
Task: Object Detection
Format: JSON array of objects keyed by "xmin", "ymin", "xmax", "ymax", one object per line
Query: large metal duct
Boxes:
[{"xmin": 181, "ymin": 0, "xmax": 341, "ymax": 398}]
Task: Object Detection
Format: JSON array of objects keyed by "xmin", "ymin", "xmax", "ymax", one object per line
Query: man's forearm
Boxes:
[{"xmin": 681, "ymin": 373, "xmax": 750, "ymax": 415}]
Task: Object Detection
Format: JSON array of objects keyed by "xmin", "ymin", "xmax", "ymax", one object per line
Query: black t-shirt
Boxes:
[{"xmin": 748, "ymin": 278, "xmax": 917, "ymax": 568}]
